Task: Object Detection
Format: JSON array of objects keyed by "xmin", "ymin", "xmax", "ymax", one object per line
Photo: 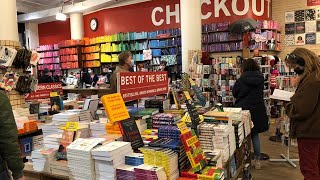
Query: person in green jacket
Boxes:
[{"xmin": 0, "ymin": 90, "xmax": 25, "ymax": 180}]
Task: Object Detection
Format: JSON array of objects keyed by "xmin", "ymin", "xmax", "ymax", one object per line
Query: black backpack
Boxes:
[{"xmin": 16, "ymin": 75, "xmax": 33, "ymax": 94}]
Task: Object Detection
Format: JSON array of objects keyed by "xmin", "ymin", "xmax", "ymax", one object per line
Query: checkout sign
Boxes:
[{"xmin": 117, "ymin": 71, "xmax": 169, "ymax": 102}]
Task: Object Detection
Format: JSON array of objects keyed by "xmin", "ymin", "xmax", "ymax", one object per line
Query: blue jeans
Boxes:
[{"xmin": 252, "ymin": 133, "xmax": 261, "ymax": 159}]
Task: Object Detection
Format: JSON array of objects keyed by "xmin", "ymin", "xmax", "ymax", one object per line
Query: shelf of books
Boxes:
[{"xmin": 36, "ymin": 44, "xmax": 61, "ymax": 75}]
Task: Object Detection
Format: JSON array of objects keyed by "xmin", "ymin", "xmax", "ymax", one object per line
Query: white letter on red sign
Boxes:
[
  {"xmin": 152, "ymin": 7, "xmax": 164, "ymax": 26},
  {"xmin": 201, "ymin": 0, "xmax": 212, "ymax": 20},
  {"xmin": 252, "ymin": 0, "xmax": 265, "ymax": 16},
  {"xmin": 232, "ymin": 0, "xmax": 249, "ymax": 16},
  {"xmin": 166, "ymin": 4, "xmax": 180, "ymax": 25},
  {"xmin": 121, "ymin": 76, "xmax": 125, "ymax": 85},
  {"xmin": 214, "ymin": 0, "xmax": 231, "ymax": 17}
]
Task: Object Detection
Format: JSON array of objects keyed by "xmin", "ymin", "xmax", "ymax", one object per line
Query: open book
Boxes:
[{"xmin": 270, "ymin": 89, "xmax": 295, "ymax": 101}]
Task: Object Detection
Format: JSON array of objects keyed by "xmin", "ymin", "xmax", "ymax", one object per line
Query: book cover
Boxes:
[
  {"xmin": 119, "ymin": 118, "xmax": 144, "ymax": 151},
  {"xmin": 295, "ymin": 22, "xmax": 305, "ymax": 34},
  {"xmin": 306, "ymin": 33, "xmax": 316, "ymax": 44},
  {"xmin": 295, "ymin": 34, "xmax": 306, "ymax": 45},
  {"xmin": 101, "ymin": 93, "xmax": 130, "ymax": 123}
]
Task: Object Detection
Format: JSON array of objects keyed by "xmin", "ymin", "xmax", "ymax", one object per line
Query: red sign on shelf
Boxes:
[
  {"xmin": 118, "ymin": 71, "xmax": 169, "ymax": 102},
  {"xmin": 307, "ymin": 0, "xmax": 320, "ymax": 6},
  {"xmin": 25, "ymin": 82, "xmax": 63, "ymax": 101},
  {"xmin": 157, "ymin": 33, "xmax": 171, "ymax": 39}
]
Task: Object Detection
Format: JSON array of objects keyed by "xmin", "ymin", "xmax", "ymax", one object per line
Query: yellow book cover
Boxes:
[{"xmin": 101, "ymin": 93, "xmax": 130, "ymax": 123}]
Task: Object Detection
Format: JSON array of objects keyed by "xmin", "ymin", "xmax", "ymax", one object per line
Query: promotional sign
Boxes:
[
  {"xmin": 308, "ymin": 0, "xmax": 320, "ymax": 6},
  {"xmin": 101, "ymin": 93, "xmax": 130, "ymax": 123},
  {"xmin": 25, "ymin": 82, "xmax": 63, "ymax": 101},
  {"xmin": 64, "ymin": 122, "xmax": 80, "ymax": 132},
  {"xmin": 118, "ymin": 71, "xmax": 169, "ymax": 102}
]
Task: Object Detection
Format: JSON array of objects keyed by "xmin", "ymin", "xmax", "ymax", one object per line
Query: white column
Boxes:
[
  {"xmin": 70, "ymin": 13, "xmax": 84, "ymax": 40},
  {"xmin": 0, "ymin": 0, "xmax": 19, "ymax": 41},
  {"xmin": 180, "ymin": 0, "xmax": 202, "ymax": 73},
  {"xmin": 25, "ymin": 22, "xmax": 39, "ymax": 50}
]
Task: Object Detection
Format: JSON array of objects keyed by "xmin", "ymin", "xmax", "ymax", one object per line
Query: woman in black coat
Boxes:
[{"xmin": 232, "ymin": 59, "xmax": 269, "ymax": 169}]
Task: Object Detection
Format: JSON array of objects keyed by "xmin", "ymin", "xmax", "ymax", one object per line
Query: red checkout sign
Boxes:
[
  {"xmin": 25, "ymin": 82, "xmax": 63, "ymax": 101},
  {"xmin": 117, "ymin": 71, "xmax": 169, "ymax": 102}
]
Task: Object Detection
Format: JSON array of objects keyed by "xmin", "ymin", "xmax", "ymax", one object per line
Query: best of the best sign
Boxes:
[{"xmin": 118, "ymin": 71, "xmax": 169, "ymax": 102}]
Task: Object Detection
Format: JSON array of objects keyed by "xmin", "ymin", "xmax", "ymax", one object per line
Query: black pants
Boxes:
[{"xmin": 0, "ymin": 169, "xmax": 10, "ymax": 180}]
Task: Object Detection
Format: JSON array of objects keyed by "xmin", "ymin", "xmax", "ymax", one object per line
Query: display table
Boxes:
[
  {"xmin": 24, "ymin": 165, "xmax": 69, "ymax": 180},
  {"xmin": 62, "ymin": 87, "xmax": 113, "ymax": 97}
]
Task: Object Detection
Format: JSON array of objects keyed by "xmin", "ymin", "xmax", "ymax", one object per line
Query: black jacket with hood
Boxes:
[{"xmin": 232, "ymin": 71, "xmax": 269, "ymax": 134}]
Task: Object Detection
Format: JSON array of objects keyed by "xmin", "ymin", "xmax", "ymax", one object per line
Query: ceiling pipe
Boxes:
[{"xmin": 18, "ymin": 0, "xmax": 48, "ymax": 7}]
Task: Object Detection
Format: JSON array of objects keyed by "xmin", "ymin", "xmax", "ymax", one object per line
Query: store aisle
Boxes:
[{"xmin": 252, "ymin": 123, "xmax": 303, "ymax": 180}]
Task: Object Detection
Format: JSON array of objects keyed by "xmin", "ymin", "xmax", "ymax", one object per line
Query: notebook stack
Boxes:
[
  {"xmin": 116, "ymin": 165, "xmax": 136, "ymax": 180},
  {"xmin": 134, "ymin": 165, "xmax": 167, "ymax": 180},
  {"xmin": 67, "ymin": 138, "xmax": 105, "ymax": 180},
  {"xmin": 31, "ymin": 148, "xmax": 56, "ymax": 172},
  {"xmin": 92, "ymin": 141, "xmax": 133, "ymax": 180},
  {"xmin": 90, "ymin": 121, "xmax": 107, "ymax": 137},
  {"xmin": 50, "ymin": 160, "xmax": 69, "ymax": 177},
  {"xmin": 152, "ymin": 113, "xmax": 181, "ymax": 129},
  {"xmin": 67, "ymin": 109, "xmax": 93, "ymax": 122},
  {"xmin": 43, "ymin": 134, "xmax": 62, "ymax": 149},
  {"xmin": 149, "ymin": 138, "xmax": 189, "ymax": 172},
  {"xmin": 140, "ymin": 147, "xmax": 179, "ymax": 180}
]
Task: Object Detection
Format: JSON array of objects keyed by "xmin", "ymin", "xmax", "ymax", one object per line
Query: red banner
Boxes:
[
  {"xmin": 25, "ymin": 82, "xmax": 63, "ymax": 101},
  {"xmin": 307, "ymin": 0, "xmax": 320, "ymax": 6},
  {"xmin": 118, "ymin": 71, "xmax": 169, "ymax": 102}
]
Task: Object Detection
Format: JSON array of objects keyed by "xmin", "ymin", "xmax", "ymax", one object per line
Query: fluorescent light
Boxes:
[{"xmin": 56, "ymin": 12, "xmax": 67, "ymax": 21}]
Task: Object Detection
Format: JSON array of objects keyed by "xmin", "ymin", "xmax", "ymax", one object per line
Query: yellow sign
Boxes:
[
  {"xmin": 177, "ymin": 121, "xmax": 189, "ymax": 134},
  {"xmin": 50, "ymin": 92, "xmax": 59, "ymax": 97},
  {"xmin": 183, "ymin": 91, "xmax": 192, "ymax": 100},
  {"xmin": 101, "ymin": 93, "xmax": 130, "ymax": 123},
  {"xmin": 64, "ymin": 122, "xmax": 79, "ymax": 131}
]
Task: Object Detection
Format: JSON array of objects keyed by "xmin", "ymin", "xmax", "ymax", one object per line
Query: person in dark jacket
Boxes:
[
  {"xmin": 285, "ymin": 48, "xmax": 320, "ymax": 180},
  {"xmin": 83, "ymin": 68, "xmax": 99, "ymax": 87},
  {"xmin": 0, "ymin": 90, "xmax": 25, "ymax": 180},
  {"xmin": 232, "ymin": 58, "xmax": 268, "ymax": 170},
  {"xmin": 38, "ymin": 68, "xmax": 53, "ymax": 83}
]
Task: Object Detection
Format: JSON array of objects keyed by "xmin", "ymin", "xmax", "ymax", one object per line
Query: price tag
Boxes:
[{"xmin": 65, "ymin": 122, "xmax": 79, "ymax": 131}]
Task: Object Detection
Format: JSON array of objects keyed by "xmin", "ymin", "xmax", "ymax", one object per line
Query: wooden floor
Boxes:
[{"xmin": 251, "ymin": 123, "xmax": 303, "ymax": 180}]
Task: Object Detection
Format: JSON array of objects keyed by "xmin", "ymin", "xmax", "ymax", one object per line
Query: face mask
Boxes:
[
  {"xmin": 127, "ymin": 60, "xmax": 134, "ymax": 67},
  {"xmin": 294, "ymin": 67, "xmax": 304, "ymax": 75},
  {"xmin": 88, "ymin": 70, "xmax": 92, "ymax": 74}
]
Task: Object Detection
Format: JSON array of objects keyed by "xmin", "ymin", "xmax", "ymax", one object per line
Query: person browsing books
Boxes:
[
  {"xmin": 110, "ymin": 51, "xmax": 134, "ymax": 93},
  {"xmin": 0, "ymin": 90, "xmax": 25, "ymax": 180},
  {"xmin": 285, "ymin": 48, "xmax": 320, "ymax": 180},
  {"xmin": 232, "ymin": 59, "xmax": 269, "ymax": 170}
]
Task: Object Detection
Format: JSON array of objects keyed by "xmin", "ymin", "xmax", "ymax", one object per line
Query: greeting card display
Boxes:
[
  {"xmin": 285, "ymin": 35, "xmax": 295, "ymax": 46},
  {"xmin": 306, "ymin": 9, "xmax": 316, "ymax": 21},
  {"xmin": 285, "ymin": 24, "xmax": 295, "ymax": 34},
  {"xmin": 306, "ymin": 21, "xmax": 316, "ymax": 32},
  {"xmin": 295, "ymin": 22, "xmax": 306, "ymax": 34},
  {"xmin": 285, "ymin": 12, "xmax": 295, "ymax": 23},
  {"xmin": 295, "ymin": 10, "xmax": 305, "ymax": 22},
  {"xmin": 295, "ymin": 34, "xmax": 306, "ymax": 45}
]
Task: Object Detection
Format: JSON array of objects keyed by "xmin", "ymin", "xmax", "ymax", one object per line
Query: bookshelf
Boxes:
[{"xmin": 37, "ymin": 44, "xmax": 61, "ymax": 76}]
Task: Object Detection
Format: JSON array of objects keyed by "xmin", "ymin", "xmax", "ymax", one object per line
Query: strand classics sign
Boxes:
[
  {"xmin": 118, "ymin": 71, "xmax": 169, "ymax": 102},
  {"xmin": 25, "ymin": 82, "xmax": 63, "ymax": 101}
]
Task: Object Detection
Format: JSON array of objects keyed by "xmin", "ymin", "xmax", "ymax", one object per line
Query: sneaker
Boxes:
[{"xmin": 255, "ymin": 160, "xmax": 262, "ymax": 170}]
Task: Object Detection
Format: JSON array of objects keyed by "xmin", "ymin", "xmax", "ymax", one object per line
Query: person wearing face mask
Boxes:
[
  {"xmin": 284, "ymin": 48, "xmax": 320, "ymax": 180},
  {"xmin": 110, "ymin": 51, "xmax": 134, "ymax": 93},
  {"xmin": 83, "ymin": 68, "xmax": 99, "ymax": 87},
  {"xmin": 159, "ymin": 60, "xmax": 169, "ymax": 72}
]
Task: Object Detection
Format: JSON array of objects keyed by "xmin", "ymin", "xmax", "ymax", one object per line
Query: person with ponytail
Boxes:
[{"xmin": 285, "ymin": 48, "xmax": 320, "ymax": 180}]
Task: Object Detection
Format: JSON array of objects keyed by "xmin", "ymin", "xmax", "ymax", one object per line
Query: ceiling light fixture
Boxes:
[{"xmin": 56, "ymin": 3, "xmax": 67, "ymax": 21}]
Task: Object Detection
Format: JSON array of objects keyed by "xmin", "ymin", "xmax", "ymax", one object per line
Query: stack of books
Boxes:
[
  {"xmin": 232, "ymin": 120, "xmax": 245, "ymax": 148},
  {"xmin": 67, "ymin": 138, "xmax": 105, "ymax": 180},
  {"xmin": 67, "ymin": 109, "xmax": 93, "ymax": 122},
  {"xmin": 89, "ymin": 121, "xmax": 107, "ymax": 137},
  {"xmin": 43, "ymin": 134, "xmax": 62, "ymax": 149},
  {"xmin": 134, "ymin": 165, "xmax": 167, "ymax": 180},
  {"xmin": 50, "ymin": 160, "xmax": 69, "ymax": 177},
  {"xmin": 116, "ymin": 165, "xmax": 136, "ymax": 180},
  {"xmin": 158, "ymin": 126, "xmax": 180, "ymax": 139},
  {"xmin": 125, "ymin": 153, "xmax": 144, "ymax": 166},
  {"xmin": 140, "ymin": 147, "xmax": 179, "ymax": 180},
  {"xmin": 92, "ymin": 141, "xmax": 133, "ymax": 180},
  {"xmin": 152, "ymin": 113, "xmax": 181, "ymax": 128},
  {"xmin": 149, "ymin": 138, "xmax": 189, "ymax": 172},
  {"xmin": 181, "ymin": 166, "xmax": 225, "ymax": 180},
  {"xmin": 31, "ymin": 148, "xmax": 56, "ymax": 172},
  {"xmin": 241, "ymin": 110, "xmax": 252, "ymax": 137},
  {"xmin": 52, "ymin": 112, "xmax": 79, "ymax": 126},
  {"xmin": 41, "ymin": 122, "xmax": 64, "ymax": 136}
]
